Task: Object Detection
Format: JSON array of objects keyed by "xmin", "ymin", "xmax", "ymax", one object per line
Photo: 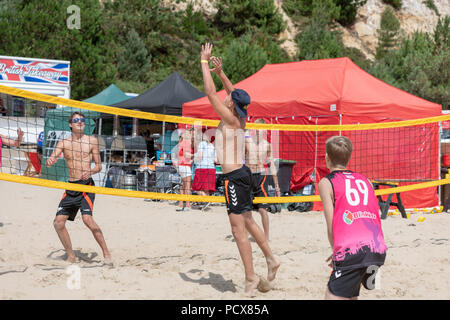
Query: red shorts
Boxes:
[{"xmin": 192, "ymin": 168, "xmax": 216, "ymax": 192}]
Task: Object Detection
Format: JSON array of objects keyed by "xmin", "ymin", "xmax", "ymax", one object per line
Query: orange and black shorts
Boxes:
[
  {"xmin": 56, "ymin": 178, "xmax": 95, "ymax": 221},
  {"xmin": 251, "ymin": 172, "xmax": 271, "ymax": 211},
  {"xmin": 223, "ymin": 165, "xmax": 253, "ymax": 215}
]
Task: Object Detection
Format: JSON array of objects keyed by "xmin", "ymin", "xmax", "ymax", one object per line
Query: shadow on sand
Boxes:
[{"xmin": 179, "ymin": 269, "xmax": 237, "ymax": 293}]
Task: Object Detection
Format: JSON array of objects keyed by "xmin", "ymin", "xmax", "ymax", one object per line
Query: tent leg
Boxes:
[
  {"xmin": 98, "ymin": 118, "xmax": 102, "ymax": 135},
  {"xmin": 161, "ymin": 121, "xmax": 166, "ymax": 153}
]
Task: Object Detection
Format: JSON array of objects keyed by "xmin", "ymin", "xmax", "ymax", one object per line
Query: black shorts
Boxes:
[
  {"xmin": 328, "ymin": 265, "xmax": 382, "ymax": 298},
  {"xmin": 223, "ymin": 165, "xmax": 253, "ymax": 215},
  {"xmin": 252, "ymin": 172, "xmax": 270, "ymax": 211},
  {"xmin": 56, "ymin": 178, "xmax": 95, "ymax": 221}
]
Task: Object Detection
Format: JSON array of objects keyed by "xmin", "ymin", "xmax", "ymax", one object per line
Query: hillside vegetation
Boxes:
[{"xmin": 0, "ymin": 0, "xmax": 448, "ymax": 108}]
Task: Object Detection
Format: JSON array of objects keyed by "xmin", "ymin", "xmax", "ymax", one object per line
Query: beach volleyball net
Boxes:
[{"xmin": 0, "ymin": 84, "xmax": 449, "ymax": 207}]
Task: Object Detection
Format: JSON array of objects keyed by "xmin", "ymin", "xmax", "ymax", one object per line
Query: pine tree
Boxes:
[
  {"xmin": 375, "ymin": 6, "xmax": 401, "ymax": 60},
  {"xmin": 117, "ymin": 29, "xmax": 151, "ymax": 83}
]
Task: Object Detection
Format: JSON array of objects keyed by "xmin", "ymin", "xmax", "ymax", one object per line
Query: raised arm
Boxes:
[
  {"xmin": 210, "ymin": 56, "xmax": 235, "ymax": 95},
  {"xmin": 201, "ymin": 43, "xmax": 239, "ymax": 126}
]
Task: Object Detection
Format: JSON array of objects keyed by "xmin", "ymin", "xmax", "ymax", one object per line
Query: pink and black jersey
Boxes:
[
  {"xmin": 0, "ymin": 136, "xmax": 2, "ymax": 167},
  {"xmin": 327, "ymin": 170, "xmax": 387, "ymax": 270}
]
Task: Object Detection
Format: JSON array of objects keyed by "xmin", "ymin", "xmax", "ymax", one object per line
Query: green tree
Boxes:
[
  {"xmin": 282, "ymin": 0, "xmax": 366, "ymax": 27},
  {"xmin": 214, "ymin": 0, "xmax": 286, "ymax": 37},
  {"xmin": 335, "ymin": 0, "xmax": 367, "ymax": 26},
  {"xmin": 216, "ymin": 34, "xmax": 269, "ymax": 87},
  {"xmin": 375, "ymin": 6, "xmax": 401, "ymax": 60},
  {"xmin": 296, "ymin": 0, "xmax": 343, "ymax": 60},
  {"xmin": 282, "ymin": 0, "xmax": 314, "ymax": 17},
  {"xmin": 382, "ymin": 0, "xmax": 402, "ymax": 10},
  {"xmin": 117, "ymin": 29, "xmax": 151, "ymax": 83},
  {"xmin": 370, "ymin": 17, "xmax": 450, "ymax": 109}
]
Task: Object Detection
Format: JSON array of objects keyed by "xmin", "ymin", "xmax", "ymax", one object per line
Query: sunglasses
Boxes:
[{"xmin": 70, "ymin": 118, "xmax": 86, "ymax": 123}]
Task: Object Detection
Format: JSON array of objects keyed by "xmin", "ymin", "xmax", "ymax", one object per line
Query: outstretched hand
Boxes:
[
  {"xmin": 201, "ymin": 43, "xmax": 213, "ymax": 62},
  {"xmin": 209, "ymin": 56, "xmax": 222, "ymax": 74},
  {"xmin": 17, "ymin": 128, "xmax": 24, "ymax": 141}
]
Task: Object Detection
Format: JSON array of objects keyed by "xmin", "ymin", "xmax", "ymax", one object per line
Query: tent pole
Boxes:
[
  {"xmin": 98, "ymin": 118, "xmax": 102, "ymax": 135},
  {"xmin": 162, "ymin": 121, "xmax": 166, "ymax": 154}
]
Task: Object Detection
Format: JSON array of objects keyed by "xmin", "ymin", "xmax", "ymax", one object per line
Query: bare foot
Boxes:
[
  {"xmin": 103, "ymin": 257, "xmax": 114, "ymax": 268},
  {"xmin": 245, "ymin": 275, "xmax": 260, "ymax": 295},
  {"xmin": 267, "ymin": 256, "xmax": 280, "ymax": 282},
  {"xmin": 257, "ymin": 276, "xmax": 271, "ymax": 293},
  {"xmin": 66, "ymin": 255, "xmax": 77, "ymax": 263}
]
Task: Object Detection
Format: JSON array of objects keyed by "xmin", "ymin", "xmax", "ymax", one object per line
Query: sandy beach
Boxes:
[{"xmin": 0, "ymin": 179, "xmax": 449, "ymax": 300}]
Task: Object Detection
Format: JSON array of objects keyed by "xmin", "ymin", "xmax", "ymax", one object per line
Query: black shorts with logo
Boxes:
[
  {"xmin": 328, "ymin": 264, "xmax": 382, "ymax": 298},
  {"xmin": 56, "ymin": 178, "xmax": 95, "ymax": 221},
  {"xmin": 252, "ymin": 172, "xmax": 270, "ymax": 211},
  {"xmin": 223, "ymin": 165, "xmax": 253, "ymax": 215}
]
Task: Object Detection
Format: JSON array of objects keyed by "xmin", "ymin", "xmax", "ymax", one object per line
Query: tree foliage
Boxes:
[
  {"xmin": 375, "ymin": 5, "xmax": 401, "ymax": 60},
  {"xmin": 214, "ymin": 0, "xmax": 286, "ymax": 37},
  {"xmin": 282, "ymin": 0, "xmax": 366, "ymax": 26},
  {"xmin": 117, "ymin": 29, "xmax": 152, "ymax": 83},
  {"xmin": 296, "ymin": 0, "xmax": 343, "ymax": 60},
  {"xmin": 335, "ymin": 0, "xmax": 367, "ymax": 26},
  {"xmin": 0, "ymin": 0, "xmax": 445, "ymax": 108},
  {"xmin": 382, "ymin": 0, "xmax": 402, "ymax": 10},
  {"xmin": 216, "ymin": 34, "xmax": 269, "ymax": 87},
  {"xmin": 0, "ymin": 0, "xmax": 116, "ymax": 99},
  {"xmin": 370, "ymin": 16, "xmax": 450, "ymax": 109}
]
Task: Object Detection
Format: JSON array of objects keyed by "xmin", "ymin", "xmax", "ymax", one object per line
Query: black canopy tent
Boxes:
[{"xmin": 112, "ymin": 71, "xmax": 205, "ymax": 150}]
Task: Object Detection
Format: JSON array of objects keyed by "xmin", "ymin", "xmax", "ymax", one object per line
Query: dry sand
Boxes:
[{"xmin": 0, "ymin": 180, "xmax": 449, "ymax": 300}]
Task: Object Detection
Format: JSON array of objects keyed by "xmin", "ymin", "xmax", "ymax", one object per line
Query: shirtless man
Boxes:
[
  {"xmin": 245, "ymin": 119, "xmax": 281, "ymax": 241},
  {"xmin": 46, "ymin": 112, "xmax": 111, "ymax": 264},
  {"xmin": 201, "ymin": 43, "xmax": 279, "ymax": 294}
]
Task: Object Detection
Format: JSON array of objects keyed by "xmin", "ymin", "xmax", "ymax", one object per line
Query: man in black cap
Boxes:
[{"xmin": 200, "ymin": 43, "xmax": 279, "ymax": 295}]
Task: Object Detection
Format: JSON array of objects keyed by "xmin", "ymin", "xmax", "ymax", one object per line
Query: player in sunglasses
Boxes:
[{"xmin": 46, "ymin": 112, "xmax": 112, "ymax": 266}]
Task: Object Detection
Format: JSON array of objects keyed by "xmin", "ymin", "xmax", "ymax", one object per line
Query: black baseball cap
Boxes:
[{"xmin": 231, "ymin": 89, "xmax": 250, "ymax": 118}]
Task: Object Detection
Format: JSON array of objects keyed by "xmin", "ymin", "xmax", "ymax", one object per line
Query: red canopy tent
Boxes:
[{"xmin": 183, "ymin": 57, "xmax": 442, "ymax": 209}]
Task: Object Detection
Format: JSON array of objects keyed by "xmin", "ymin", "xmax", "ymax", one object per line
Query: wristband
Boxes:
[{"xmin": 201, "ymin": 60, "xmax": 209, "ymax": 64}]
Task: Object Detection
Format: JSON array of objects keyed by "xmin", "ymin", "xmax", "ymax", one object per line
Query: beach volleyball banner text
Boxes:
[{"xmin": 0, "ymin": 57, "xmax": 69, "ymax": 86}]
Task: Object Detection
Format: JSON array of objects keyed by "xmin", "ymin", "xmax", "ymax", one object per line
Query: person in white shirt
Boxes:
[{"xmin": 192, "ymin": 130, "xmax": 217, "ymax": 197}]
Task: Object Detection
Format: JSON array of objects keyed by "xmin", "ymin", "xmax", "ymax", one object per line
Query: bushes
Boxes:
[
  {"xmin": 0, "ymin": 0, "xmax": 445, "ymax": 108},
  {"xmin": 217, "ymin": 34, "xmax": 269, "ymax": 86},
  {"xmin": 214, "ymin": 0, "xmax": 286, "ymax": 36},
  {"xmin": 282, "ymin": 0, "xmax": 367, "ymax": 27},
  {"xmin": 382, "ymin": 0, "xmax": 402, "ymax": 9},
  {"xmin": 370, "ymin": 17, "xmax": 450, "ymax": 109}
]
